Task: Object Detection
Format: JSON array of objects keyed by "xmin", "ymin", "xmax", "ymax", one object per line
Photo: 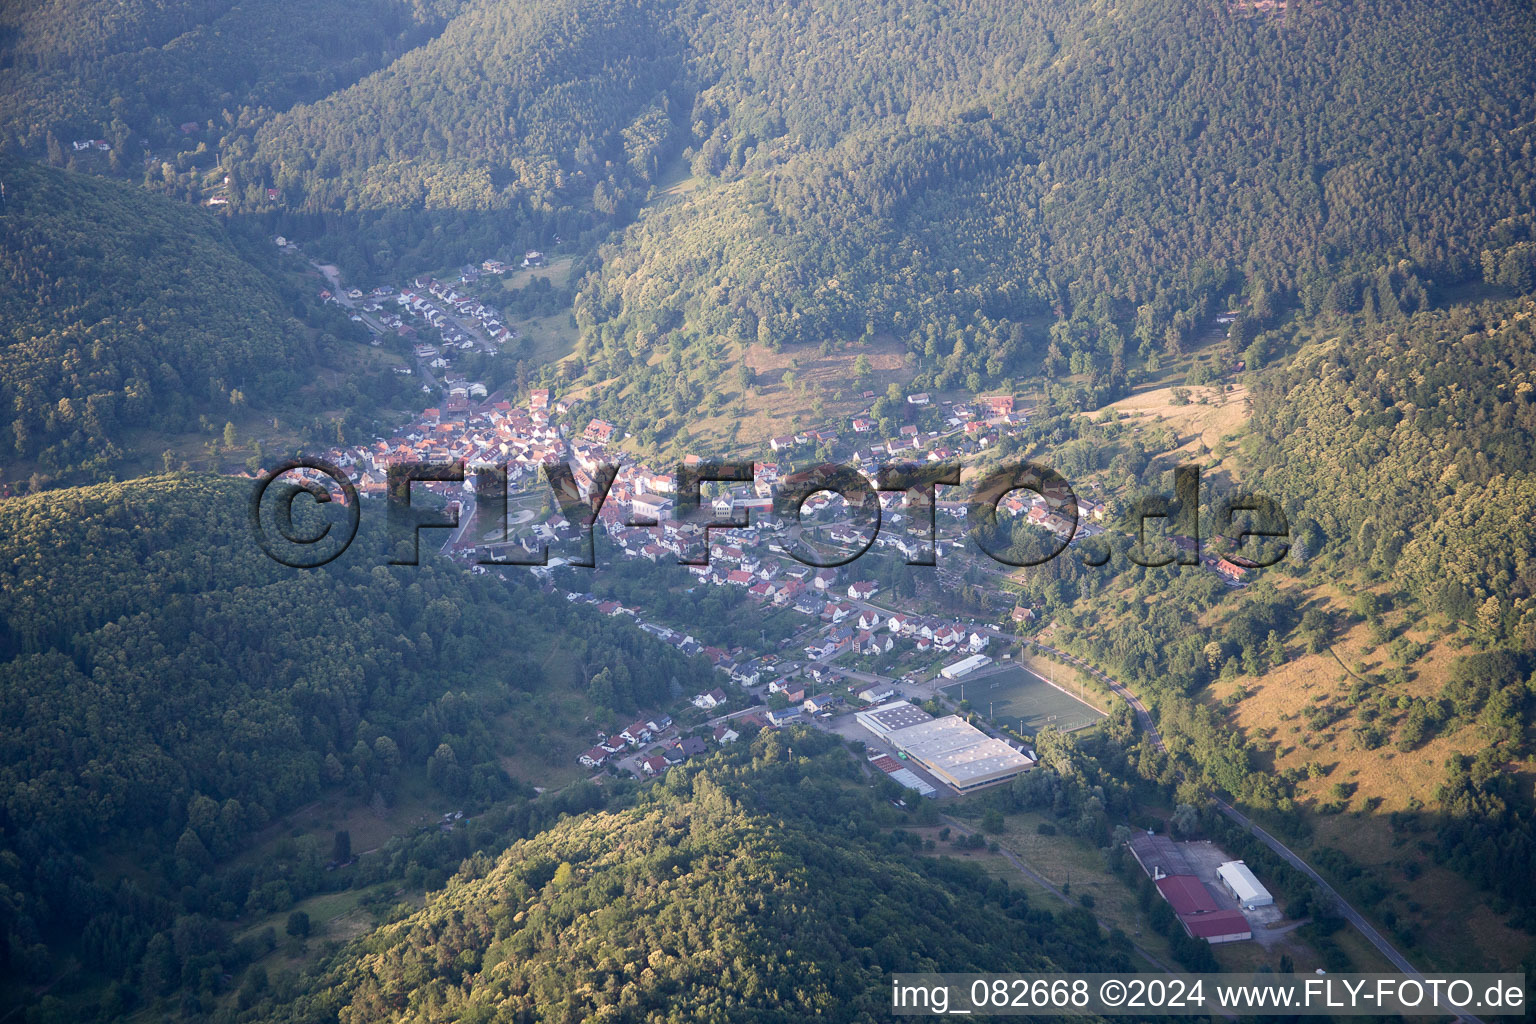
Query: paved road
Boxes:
[
  {"xmin": 1025, "ymin": 639, "xmax": 1163, "ymax": 752},
  {"xmin": 309, "ymin": 259, "xmax": 441, "ymax": 394},
  {"xmin": 825, "ymin": 663, "xmax": 898, "ymax": 687},
  {"xmin": 1213, "ymin": 798, "xmax": 1412, "ymax": 976},
  {"xmin": 1028, "ymin": 641, "xmax": 1482, "ymax": 1023}
]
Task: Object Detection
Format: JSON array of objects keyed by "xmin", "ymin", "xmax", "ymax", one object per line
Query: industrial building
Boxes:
[
  {"xmin": 855, "ymin": 700, "xmax": 1032, "ymax": 791},
  {"xmin": 1127, "ymin": 833, "xmax": 1193, "ymax": 878},
  {"xmin": 1155, "ymin": 874, "xmax": 1219, "ymax": 915},
  {"xmin": 869, "ymin": 754, "xmax": 937, "ymax": 798},
  {"xmin": 885, "ymin": 715, "xmax": 1033, "ymax": 790},
  {"xmin": 1217, "ymin": 860, "xmax": 1274, "ymax": 909},
  {"xmin": 940, "ymin": 653, "xmax": 992, "ymax": 679},
  {"xmin": 1181, "ymin": 910, "xmax": 1252, "ymax": 943},
  {"xmin": 855, "ymin": 700, "xmax": 936, "ymax": 738},
  {"xmin": 1153, "ymin": 875, "xmax": 1252, "ymax": 943},
  {"xmin": 1127, "ymin": 832, "xmax": 1258, "ymax": 945}
]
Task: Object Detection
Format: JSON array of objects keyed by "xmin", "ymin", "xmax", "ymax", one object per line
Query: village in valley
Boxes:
[
  {"xmin": 8, "ymin": 6, "xmax": 1532, "ymax": 1012},
  {"xmin": 286, "ymin": 244, "xmax": 1256, "ymax": 803}
]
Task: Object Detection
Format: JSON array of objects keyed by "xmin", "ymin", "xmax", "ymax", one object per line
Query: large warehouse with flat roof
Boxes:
[
  {"xmin": 855, "ymin": 700, "xmax": 936, "ymax": 738},
  {"xmin": 1181, "ymin": 910, "xmax": 1252, "ymax": 944},
  {"xmin": 855, "ymin": 701, "xmax": 1034, "ymax": 791},
  {"xmin": 884, "ymin": 715, "xmax": 1034, "ymax": 790}
]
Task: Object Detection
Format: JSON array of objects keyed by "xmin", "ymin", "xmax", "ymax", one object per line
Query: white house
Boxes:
[{"xmin": 692, "ymin": 691, "xmax": 722, "ymax": 710}]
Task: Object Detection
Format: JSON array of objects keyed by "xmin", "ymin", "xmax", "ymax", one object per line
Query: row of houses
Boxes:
[
  {"xmin": 773, "ymin": 391, "xmax": 1029, "ymax": 463},
  {"xmin": 400, "ymin": 277, "xmax": 518, "ymax": 347},
  {"xmin": 578, "ymin": 712, "xmax": 676, "ymax": 767},
  {"xmin": 583, "ymin": 719, "xmax": 741, "ymax": 774},
  {"xmin": 567, "ymin": 590, "xmax": 783, "ymax": 689}
]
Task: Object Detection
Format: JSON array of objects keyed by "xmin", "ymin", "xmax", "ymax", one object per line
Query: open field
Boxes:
[
  {"xmin": 908, "ymin": 816, "xmax": 1182, "ymax": 973},
  {"xmin": 991, "ymin": 813, "xmax": 1151, "ymax": 931},
  {"xmin": 649, "ymin": 160, "xmax": 705, "ymax": 202},
  {"xmin": 1099, "ymin": 383, "xmax": 1251, "ymax": 465},
  {"xmin": 1210, "ymin": 584, "xmax": 1484, "ymax": 815},
  {"xmin": 231, "ymin": 885, "xmax": 387, "ymax": 956},
  {"xmin": 499, "ymin": 254, "xmax": 577, "ymax": 291},
  {"xmin": 503, "ymin": 309, "xmax": 580, "ymax": 367},
  {"xmin": 945, "ymin": 664, "xmax": 1106, "ymax": 734},
  {"xmin": 236, "ymin": 772, "xmax": 447, "ymax": 868},
  {"xmin": 1016, "ymin": 649, "xmax": 1116, "ymax": 712},
  {"xmin": 1200, "ymin": 583, "xmax": 1536, "ymax": 972}
]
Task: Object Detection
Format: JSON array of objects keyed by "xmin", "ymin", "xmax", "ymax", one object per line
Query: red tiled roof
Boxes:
[
  {"xmin": 1181, "ymin": 909, "xmax": 1251, "ymax": 939},
  {"xmin": 1156, "ymin": 875, "xmax": 1220, "ymax": 916}
]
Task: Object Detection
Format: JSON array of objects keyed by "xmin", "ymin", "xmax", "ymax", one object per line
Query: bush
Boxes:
[{"xmin": 285, "ymin": 910, "xmax": 310, "ymax": 937}]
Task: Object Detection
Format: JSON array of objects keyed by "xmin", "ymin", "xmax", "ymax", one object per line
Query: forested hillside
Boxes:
[
  {"xmin": 1236, "ymin": 293, "xmax": 1536, "ymax": 928},
  {"xmin": 197, "ymin": 0, "xmax": 1536, "ymax": 427},
  {"xmin": 11, "ymin": 0, "xmax": 1535, "ymax": 409},
  {"xmin": 0, "ymin": 474, "xmax": 709, "ymax": 1003},
  {"xmin": 232, "ymin": 0, "xmax": 687, "ymax": 272},
  {"xmin": 0, "ymin": 0, "xmax": 458, "ymax": 151},
  {"xmin": 248, "ymin": 731, "xmax": 1122, "ymax": 1024},
  {"xmin": 1247, "ymin": 294, "xmax": 1536, "ymax": 648},
  {"xmin": 566, "ymin": 0, "xmax": 1536, "ymax": 435},
  {"xmin": 0, "ymin": 161, "xmax": 334, "ymax": 477}
]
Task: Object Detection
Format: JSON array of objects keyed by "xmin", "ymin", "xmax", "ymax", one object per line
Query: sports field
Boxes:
[{"xmin": 942, "ymin": 664, "xmax": 1106, "ymax": 733}]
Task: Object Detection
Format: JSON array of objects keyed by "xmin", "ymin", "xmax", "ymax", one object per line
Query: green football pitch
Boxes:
[{"xmin": 942, "ymin": 663, "xmax": 1106, "ymax": 733}]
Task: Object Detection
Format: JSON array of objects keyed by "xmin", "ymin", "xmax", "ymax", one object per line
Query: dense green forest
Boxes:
[
  {"xmin": 0, "ymin": 160, "xmax": 350, "ymax": 477},
  {"xmin": 245, "ymin": 730, "xmax": 1123, "ymax": 1024},
  {"xmin": 16, "ymin": 0, "xmax": 1532, "ymax": 320},
  {"xmin": 7, "ymin": 0, "xmax": 1536, "ymax": 442},
  {"xmin": 0, "ymin": 474, "xmax": 710, "ymax": 1009},
  {"xmin": 1246, "ymin": 294, "xmax": 1536, "ymax": 648},
  {"xmin": 153, "ymin": 0, "xmax": 697, "ymax": 276},
  {"xmin": 0, "ymin": 0, "xmax": 459, "ymax": 151},
  {"xmin": 565, "ymin": 0, "xmax": 1536, "ymax": 432}
]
